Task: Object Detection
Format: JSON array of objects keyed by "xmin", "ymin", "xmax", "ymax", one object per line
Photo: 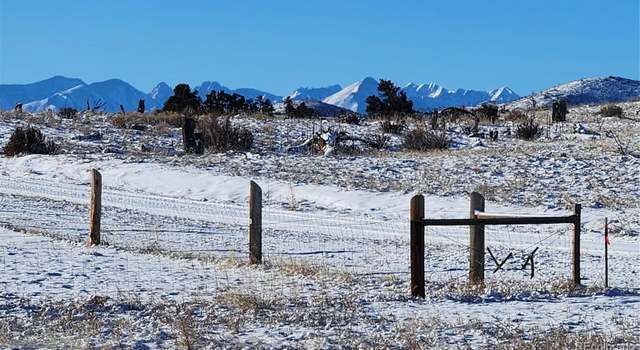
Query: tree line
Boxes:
[
  {"xmin": 163, "ymin": 83, "xmax": 275, "ymax": 116},
  {"xmin": 163, "ymin": 83, "xmax": 319, "ymax": 118}
]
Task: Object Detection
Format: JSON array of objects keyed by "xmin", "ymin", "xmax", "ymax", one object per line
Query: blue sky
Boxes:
[{"xmin": 0, "ymin": 0, "xmax": 638, "ymax": 95}]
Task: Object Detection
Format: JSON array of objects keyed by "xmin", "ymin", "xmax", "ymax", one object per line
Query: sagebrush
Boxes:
[
  {"xmin": 199, "ymin": 115, "xmax": 253, "ymax": 152},
  {"xmin": 403, "ymin": 127, "xmax": 449, "ymax": 151},
  {"xmin": 3, "ymin": 126, "xmax": 58, "ymax": 157},
  {"xmin": 515, "ymin": 118, "xmax": 542, "ymax": 140}
]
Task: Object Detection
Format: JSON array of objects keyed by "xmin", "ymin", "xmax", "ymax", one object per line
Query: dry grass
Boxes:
[
  {"xmin": 109, "ymin": 112, "xmax": 183, "ymax": 129},
  {"xmin": 273, "ymin": 259, "xmax": 355, "ymax": 283}
]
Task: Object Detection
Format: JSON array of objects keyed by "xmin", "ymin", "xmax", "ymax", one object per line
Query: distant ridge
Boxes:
[
  {"xmin": 508, "ymin": 76, "xmax": 640, "ymax": 109},
  {"xmin": 2, "ymin": 75, "xmax": 636, "ymax": 114}
]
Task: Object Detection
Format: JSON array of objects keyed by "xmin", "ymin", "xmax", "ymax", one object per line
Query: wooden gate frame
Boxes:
[{"xmin": 410, "ymin": 192, "xmax": 581, "ymax": 298}]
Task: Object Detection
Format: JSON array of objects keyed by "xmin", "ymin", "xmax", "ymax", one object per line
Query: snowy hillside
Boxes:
[
  {"xmin": 508, "ymin": 76, "xmax": 640, "ymax": 109},
  {"xmin": 288, "ymin": 84, "xmax": 342, "ymax": 101},
  {"xmin": 323, "ymin": 77, "xmax": 520, "ymax": 113}
]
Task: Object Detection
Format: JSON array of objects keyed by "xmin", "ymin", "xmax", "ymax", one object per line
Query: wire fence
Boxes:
[{"xmin": 0, "ymin": 174, "xmax": 638, "ymax": 301}]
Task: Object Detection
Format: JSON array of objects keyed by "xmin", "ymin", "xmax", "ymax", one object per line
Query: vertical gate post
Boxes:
[
  {"xmin": 469, "ymin": 192, "xmax": 485, "ymax": 285},
  {"xmin": 89, "ymin": 169, "xmax": 102, "ymax": 246},
  {"xmin": 249, "ymin": 181, "xmax": 262, "ymax": 264},
  {"xmin": 572, "ymin": 203, "xmax": 581, "ymax": 287},
  {"xmin": 410, "ymin": 194, "xmax": 425, "ymax": 298}
]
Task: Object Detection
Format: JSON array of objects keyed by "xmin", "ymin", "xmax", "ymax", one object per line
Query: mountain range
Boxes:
[{"xmin": 1, "ymin": 75, "xmax": 637, "ymax": 115}]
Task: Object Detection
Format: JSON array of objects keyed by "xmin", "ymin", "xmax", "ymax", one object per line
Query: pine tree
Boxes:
[
  {"xmin": 163, "ymin": 84, "xmax": 202, "ymax": 114},
  {"xmin": 283, "ymin": 96, "xmax": 296, "ymax": 117},
  {"xmin": 365, "ymin": 79, "xmax": 414, "ymax": 115}
]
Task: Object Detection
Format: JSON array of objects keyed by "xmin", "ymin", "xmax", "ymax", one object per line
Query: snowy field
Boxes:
[{"xmin": 0, "ymin": 104, "xmax": 639, "ymax": 348}]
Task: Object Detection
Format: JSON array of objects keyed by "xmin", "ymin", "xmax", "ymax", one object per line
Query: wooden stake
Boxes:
[
  {"xmin": 249, "ymin": 181, "xmax": 262, "ymax": 264},
  {"xmin": 572, "ymin": 203, "xmax": 581, "ymax": 288},
  {"xmin": 605, "ymin": 217, "xmax": 609, "ymax": 289},
  {"xmin": 469, "ymin": 192, "xmax": 485, "ymax": 285},
  {"xmin": 410, "ymin": 194, "xmax": 425, "ymax": 298},
  {"xmin": 89, "ymin": 169, "xmax": 102, "ymax": 246}
]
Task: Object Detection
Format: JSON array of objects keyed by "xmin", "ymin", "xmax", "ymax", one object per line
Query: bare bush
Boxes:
[
  {"xmin": 339, "ymin": 113, "xmax": 360, "ymax": 125},
  {"xmin": 403, "ymin": 127, "xmax": 449, "ymax": 151},
  {"xmin": 58, "ymin": 107, "xmax": 78, "ymax": 119},
  {"xmin": 380, "ymin": 119, "xmax": 406, "ymax": 134},
  {"xmin": 199, "ymin": 115, "xmax": 253, "ymax": 153},
  {"xmin": 599, "ymin": 104, "xmax": 623, "ymax": 118},
  {"xmin": 365, "ymin": 134, "xmax": 390, "ymax": 150},
  {"xmin": 515, "ymin": 118, "xmax": 542, "ymax": 140},
  {"xmin": 3, "ymin": 126, "xmax": 59, "ymax": 157},
  {"xmin": 503, "ymin": 109, "xmax": 528, "ymax": 122}
]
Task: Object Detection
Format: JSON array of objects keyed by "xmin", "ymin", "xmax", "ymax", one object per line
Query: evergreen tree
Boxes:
[
  {"xmin": 283, "ymin": 96, "xmax": 296, "ymax": 117},
  {"xmin": 365, "ymin": 79, "xmax": 414, "ymax": 115},
  {"xmin": 257, "ymin": 97, "xmax": 274, "ymax": 115},
  {"xmin": 163, "ymin": 84, "xmax": 202, "ymax": 114}
]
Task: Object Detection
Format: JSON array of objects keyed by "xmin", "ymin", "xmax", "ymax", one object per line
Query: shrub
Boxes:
[
  {"xmin": 403, "ymin": 127, "xmax": 449, "ymax": 151},
  {"xmin": 339, "ymin": 113, "xmax": 360, "ymax": 125},
  {"xmin": 380, "ymin": 119, "xmax": 406, "ymax": 134},
  {"xmin": 3, "ymin": 126, "xmax": 58, "ymax": 156},
  {"xmin": 515, "ymin": 118, "xmax": 542, "ymax": 140},
  {"xmin": 58, "ymin": 107, "xmax": 78, "ymax": 119},
  {"xmin": 110, "ymin": 114, "xmax": 127, "ymax": 128},
  {"xmin": 599, "ymin": 104, "xmax": 623, "ymax": 118},
  {"xmin": 503, "ymin": 109, "xmax": 528, "ymax": 122},
  {"xmin": 199, "ymin": 115, "xmax": 253, "ymax": 152},
  {"xmin": 476, "ymin": 103, "xmax": 499, "ymax": 122},
  {"xmin": 366, "ymin": 134, "xmax": 390, "ymax": 150}
]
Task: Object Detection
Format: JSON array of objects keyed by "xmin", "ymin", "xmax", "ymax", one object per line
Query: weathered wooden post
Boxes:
[
  {"xmin": 604, "ymin": 217, "xmax": 609, "ymax": 289},
  {"xmin": 572, "ymin": 203, "xmax": 581, "ymax": 287},
  {"xmin": 182, "ymin": 117, "xmax": 196, "ymax": 153},
  {"xmin": 249, "ymin": 181, "xmax": 262, "ymax": 264},
  {"xmin": 89, "ymin": 169, "xmax": 102, "ymax": 246},
  {"xmin": 469, "ymin": 192, "xmax": 485, "ymax": 285},
  {"xmin": 137, "ymin": 99, "xmax": 145, "ymax": 114},
  {"xmin": 410, "ymin": 194, "xmax": 425, "ymax": 298},
  {"xmin": 552, "ymin": 100, "xmax": 568, "ymax": 122}
]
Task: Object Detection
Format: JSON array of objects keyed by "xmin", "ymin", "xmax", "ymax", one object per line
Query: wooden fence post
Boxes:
[
  {"xmin": 89, "ymin": 169, "xmax": 102, "ymax": 246},
  {"xmin": 604, "ymin": 217, "xmax": 609, "ymax": 289},
  {"xmin": 410, "ymin": 194, "xmax": 425, "ymax": 298},
  {"xmin": 249, "ymin": 181, "xmax": 262, "ymax": 264},
  {"xmin": 572, "ymin": 203, "xmax": 581, "ymax": 287},
  {"xmin": 469, "ymin": 192, "xmax": 485, "ymax": 285}
]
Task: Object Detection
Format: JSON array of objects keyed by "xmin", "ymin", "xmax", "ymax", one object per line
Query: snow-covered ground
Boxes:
[{"xmin": 0, "ymin": 104, "xmax": 639, "ymax": 348}]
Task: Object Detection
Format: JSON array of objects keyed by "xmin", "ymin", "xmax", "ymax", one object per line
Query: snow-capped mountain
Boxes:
[
  {"xmin": 322, "ymin": 77, "xmax": 520, "ymax": 113},
  {"xmin": 22, "ymin": 79, "xmax": 159, "ymax": 113},
  {"xmin": 0, "ymin": 76, "xmax": 85, "ymax": 110},
  {"xmin": 489, "ymin": 87, "xmax": 519, "ymax": 103},
  {"xmin": 149, "ymin": 82, "xmax": 173, "ymax": 104},
  {"xmin": 322, "ymin": 77, "xmax": 379, "ymax": 114},
  {"xmin": 508, "ymin": 76, "xmax": 640, "ymax": 109},
  {"xmin": 287, "ymin": 85, "xmax": 342, "ymax": 101},
  {"xmin": 401, "ymin": 83, "xmax": 494, "ymax": 111}
]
